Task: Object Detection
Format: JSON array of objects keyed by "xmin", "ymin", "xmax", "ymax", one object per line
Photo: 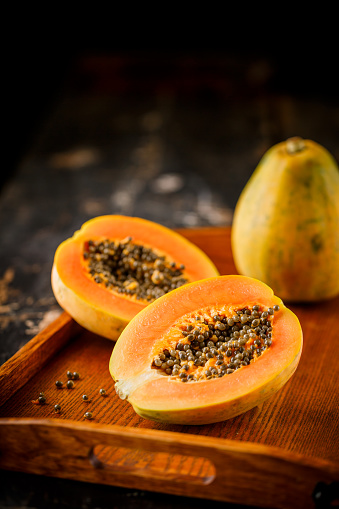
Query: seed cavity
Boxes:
[
  {"xmin": 83, "ymin": 238, "xmax": 188, "ymax": 303},
  {"xmin": 152, "ymin": 304, "xmax": 279, "ymax": 382}
]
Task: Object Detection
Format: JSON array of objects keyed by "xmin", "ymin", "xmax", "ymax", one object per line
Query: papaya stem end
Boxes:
[{"xmin": 286, "ymin": 136, "xmax": 306, "ymax": 155}]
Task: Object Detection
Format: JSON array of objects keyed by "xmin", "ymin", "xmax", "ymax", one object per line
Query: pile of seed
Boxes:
[
  {"xmin": 83, "ymin": 237, "xmax": 188, "ymax": 302},
  {"xmin": 152, "ymin": 304, "xmax": 280, "ymax": 382}
]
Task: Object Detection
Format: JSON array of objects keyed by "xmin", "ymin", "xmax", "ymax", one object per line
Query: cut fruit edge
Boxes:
[
  {"xmin": 52, "ymin": 215, "xmax": 220, "ymax": 323},
  {"xmin": 110, "ymin": 275, "xmax": 303, "ymax": 419}
]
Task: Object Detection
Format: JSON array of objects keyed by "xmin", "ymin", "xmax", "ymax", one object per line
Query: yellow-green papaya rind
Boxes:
[{"xmin": 231, "ymin": 138, "xmax": 339, "ymax": 302}]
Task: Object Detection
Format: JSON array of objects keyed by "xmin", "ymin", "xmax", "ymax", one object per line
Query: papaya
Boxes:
[
  {"xmin": 110, "ymin": 275, "xmax": 302, "ymax": 425},
  {"xmin": 51, "ymin": 215, "xmax": 219, "ymax": 340},
  {"xmin": 231, "ymin": 137, "xmax": 339, "ymax": 302}
]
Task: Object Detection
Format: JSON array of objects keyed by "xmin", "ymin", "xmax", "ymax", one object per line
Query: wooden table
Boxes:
[{"xmin": 1, "ymin": 47, "xmax": 338, "ymax": 509}]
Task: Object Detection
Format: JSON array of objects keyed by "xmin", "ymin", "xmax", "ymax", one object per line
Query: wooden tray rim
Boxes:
[
  {"xmin": 0, "ymin": 311, "xmax": 338, "ymax": 473},
  {"xmin": 1, "ymin": 311, "xmax": 338, "ymax": 508}
]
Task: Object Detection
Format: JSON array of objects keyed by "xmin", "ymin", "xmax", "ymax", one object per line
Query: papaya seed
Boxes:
[
  {"xmin": 152, "ymin": 305, "xmax": 277, "ymax": 381},
  {"xmin": 83, "ymin": 238, "xmax": 188, "ymax": 304}
]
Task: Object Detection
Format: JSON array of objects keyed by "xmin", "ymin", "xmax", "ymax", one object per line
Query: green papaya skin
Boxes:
[{"xmin": 231, "ymin": 137, "xmax": 339, "ymax": 302}]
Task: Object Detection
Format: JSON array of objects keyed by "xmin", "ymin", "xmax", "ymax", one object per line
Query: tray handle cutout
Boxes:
[
  {"xmin": 89, "ymin": 444, "xmax": 216, "ymax": 485},
  {"xmin": 0, "ymin": 419, "xmax": 337, "ymax": 509}
]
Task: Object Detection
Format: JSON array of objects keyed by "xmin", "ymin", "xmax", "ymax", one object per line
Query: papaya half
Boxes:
[
  {"xmin": 110, "ymin": 275, "xmax": 302, "ymax": 425},
  {"xmin": 51, "ymin": 215, "xmax": 219, "ymax": 340},
  {"xmin": 231, "ymin": 137, "xmax": 339, "ymax": 302}
]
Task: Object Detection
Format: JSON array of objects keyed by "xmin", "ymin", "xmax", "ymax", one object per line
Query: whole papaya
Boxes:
[{"xmin": 231, "ymin": 137, "xmax": 339, "ymax": 302}]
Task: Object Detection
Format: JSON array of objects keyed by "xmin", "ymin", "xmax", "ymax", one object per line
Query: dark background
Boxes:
[
  {"xmin": 5, "ymin": 25, "xmax": 338, "ymax": 190},
  {"xmin": 1, "ymin": 22, "xmax": 338, "ymax": 509}
]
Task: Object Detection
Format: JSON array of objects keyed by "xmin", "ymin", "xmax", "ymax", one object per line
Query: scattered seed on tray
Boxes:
[
  {"xmin": 31, "ymin": 372, "xmax": 109, "ymax": 416},
  {"xmin": 66, "ymin": 370, "xmax": 80, "ymax": 380},
  {"xmin": 32, "ymin": 391, "xmax": 47, "ymax": 405}
]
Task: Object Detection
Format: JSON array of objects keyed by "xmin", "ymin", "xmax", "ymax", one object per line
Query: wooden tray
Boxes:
[{"xmin": 0, "ymin": 227, "xmax": 338, "ymax": 509}]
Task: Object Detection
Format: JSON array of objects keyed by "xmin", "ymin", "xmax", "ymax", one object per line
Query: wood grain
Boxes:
[
  {"xmin": 0, "ymin": 312, "xmax": 82, "ymax": 407},
  {"xmin": 0, "ymin": 419, "xmax": 337, "ymax": 509},
  {"xmin": 0, "ymin": 227, "xmax": 338, "ymax": 509}
]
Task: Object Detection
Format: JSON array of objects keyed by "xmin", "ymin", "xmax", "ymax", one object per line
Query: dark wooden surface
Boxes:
[
  {"xmin": 1, "ymin": 44, "xmax": 338, "ymax": 509},
  {"xmin": 0, "ymin": 229, "xmax": 338, "ymax": 509}
]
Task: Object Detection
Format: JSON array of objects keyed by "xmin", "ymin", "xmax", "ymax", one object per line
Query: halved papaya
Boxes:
[
  {"xmin": 51, "ymin": 215, "xmax": 219, "ymax": 340},
  {"xmin": 110, "ymin": 275, "xmax": 303, "ymax": 425}
]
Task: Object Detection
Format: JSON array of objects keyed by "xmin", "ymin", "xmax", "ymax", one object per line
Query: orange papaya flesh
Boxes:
[
  {"xmin": 110, "ymin": 275, "xmax": 303, "ymax": 425},
  {"xmin": 51, "ymin": 215, "xmax": 219, "ymax": 340}
]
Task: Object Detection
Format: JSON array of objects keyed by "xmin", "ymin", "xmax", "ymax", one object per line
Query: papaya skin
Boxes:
[
  {"xmin": 52, "ymin": 264, "xmax": 128, "ymax": 339},
  {"xmin": 231, "ymin": 138, "xmax": 339, "ymax": 302},
  {"xmin": 110, "ymin": 275, "xmax": 303, "ymax": 425},
  {"xmin": 51, "ymin": 215, "xmax": 219, "ymax": 340}
]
